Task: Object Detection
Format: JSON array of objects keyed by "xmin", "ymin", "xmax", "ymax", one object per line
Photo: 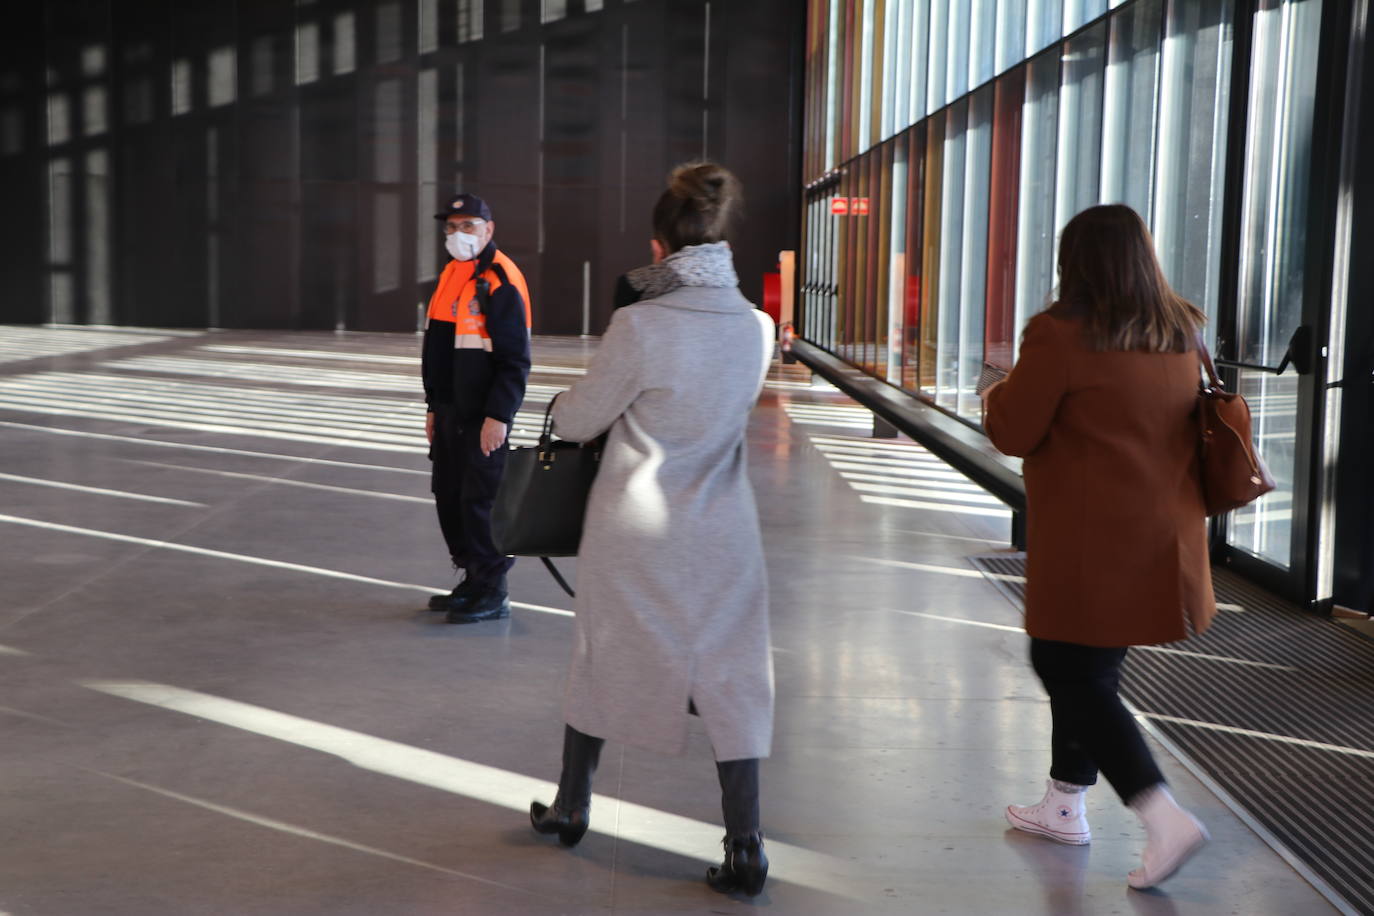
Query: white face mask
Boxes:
[{"xmin": 445, "ymin": 231, "xmax": 482, "ymax": 262}]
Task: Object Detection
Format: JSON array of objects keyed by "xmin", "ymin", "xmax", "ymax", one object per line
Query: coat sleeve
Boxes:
[
  {"xmin": 483, "ymin": 284, "xmax": 531, "ymax": 424},
  {"xmin": 984, "ymin": 313, "xmax": 1069, "ymax": 458},
  {"xmin": 552, "ymin": 309, "xmax": 645, "ymax": 442}
]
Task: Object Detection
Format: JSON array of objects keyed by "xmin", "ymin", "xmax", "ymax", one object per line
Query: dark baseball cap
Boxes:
[{"xmin": 434, "ymin": 193, "xmax": 492, "ymax": 222}]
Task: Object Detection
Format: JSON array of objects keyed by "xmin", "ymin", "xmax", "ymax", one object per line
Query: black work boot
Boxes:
[
  {"xmin": 445, "ymin": 576, "xmax": 509, "ymax": 623},
  {"xmin": 706, "ymin": 833, "xmax": 768, "ymax": 896},
  {"xmin": 428, "ymin": 575, "xmax": 476, "ymax": 611}
]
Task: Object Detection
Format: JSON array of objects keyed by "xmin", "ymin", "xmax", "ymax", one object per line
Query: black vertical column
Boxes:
[
  {"xmin": 235, "ymin": 0, "xmax": 299, "ymax": 329},
  {"xmin": 1331, "ymin": 24, "xmax": 1374, "ymax": 613},
  {"xmin": 541, "ymin": 14, "xmax": 600, "ymax": 335},
  {"xmin": 0, "ymin": 3, "xmax": 50, "ymax": 323}
]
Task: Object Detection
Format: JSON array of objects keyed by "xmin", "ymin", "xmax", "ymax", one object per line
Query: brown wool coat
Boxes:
[{"xmin": 984, "ymin": 310, "xmax": 1216, "ymax": 647}]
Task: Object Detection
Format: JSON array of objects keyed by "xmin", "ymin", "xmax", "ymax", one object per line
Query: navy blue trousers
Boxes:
[{"xmin": 429, "ymin": 404, "xmax": 514, "ymax": 588}]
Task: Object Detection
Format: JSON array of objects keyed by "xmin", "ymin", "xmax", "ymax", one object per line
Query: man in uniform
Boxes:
[{"xmin": 422, "ymin": 193, "xmax": 531, "ymax": 623}]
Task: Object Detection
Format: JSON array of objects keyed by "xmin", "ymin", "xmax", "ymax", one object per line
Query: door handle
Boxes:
[
  {"xmin": 1216, "ymin": 325, "xmax": 1314, "ymax": 376},
  {"xmin": 1274, "ymin": 325, "xmax": 1313, "ymax": 375}
]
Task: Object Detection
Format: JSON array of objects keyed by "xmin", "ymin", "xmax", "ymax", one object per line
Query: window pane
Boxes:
[
  {"xmin": 957, "ymin": 87, "xmax": 994, "ymax": 418},
  {"xmin": 908, "ymin": 0, "xmax": 931, "ymax": 123},
  {"xmin": 859, "ymin": 155, "xmax": 879, "ymax": 373},
  {"xmin": 1100, "ymin": 0, "xmax": 1164, "ymax": 219},
  {"xmin": 970, "ymin": 0, "xmax": 998, "ymax": 86},
  {"xmin": 947, "ymin": 0, "xmax": 973, "ymax": 102},
  {"xmin": 996, "ymin": 0, "xmax": 1028, "ymax": 74},
  {"xmin": 903, "ymin": 125, "xmax": 928, "ymax": 390},
  {"xmin": 881, "ymin": 0, "xmax": 899, "ymax": 137},
  {"xmin": 1063, "ymin": 0, "xmax": 1108, "ymax": 33},
  {"xmin": 888, "ymin": 138, "xmax": 910, "ymax": 382},
  {"xmin": 919, "ymin": 115, "xmax": 946, "ymax": 389},
  {"xmin": 542, "ymin": 0, "xmax": 568, "ymax": 24},
  {"xmin": 826, "ymin": 0, "xmax": 841, "ymax": 169},
  {"xmin": 1054, "ymin": 24, "xmax": 1106, "ymax": 234},
  {"xmin": 460, "ymin": 0, "xmax": 485, "ymax": 42},
  {"xmin": 1153, "ymin": 0, "xmax": 1234, "ymax": 325},
  {"xmin": 936, "ymin": 102, "xmax": 968, "ymax": 410},
  {"xmin": 859, "ymin": 0, "xmax": 875, "ymax": 149},
  {"xmin": 1230, "ymin": 0, "xmax": 1324, "ymax": 568},
  {"xmin": 1026, "ymin": 0, "xmax": 1063, "ymax": 55},
  {"xmin": 835, "ymin": 166, "xmax": 846, "ymax": 362},
  {"xmin": 872, "ymin": 146, "xmax": 893, "ymax": 374},
  {"xmin": 986, "ymin": 66, "xmax": 1026, "ymax": 371},
  {"xmin": 1236, "ymin": 0, "xmax": 1321, "ymax": 367},
  {"xmin": 891, "ymin": 0, "xmax": 913, "ymax": 132},
  {"xmin": 1014, "ymin": 50, "xmax": 1060, "ymax": 334},
  {"xmin": 927, "ymin": 0, "xmax": 950, "ymax": 112}
]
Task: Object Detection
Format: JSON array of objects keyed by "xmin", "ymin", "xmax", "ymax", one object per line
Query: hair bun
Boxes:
[
  {"xmin": 653, "ymin": 161, "xmax": 742, "ymax": 252},
  {"xmin": 670, "ymin": 162, "xmax": 738, "ymax": 212}
]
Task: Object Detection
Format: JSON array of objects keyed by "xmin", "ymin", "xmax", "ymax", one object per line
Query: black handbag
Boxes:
[{"xmin": 491, "ymin": 393, "xmax": 602, "ymax": 596}]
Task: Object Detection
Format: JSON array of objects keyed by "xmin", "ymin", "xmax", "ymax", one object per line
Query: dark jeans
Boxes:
[
  {"xmin": 429, "ymin": 404, "xmax": 514, "ymax": 588},
  {"xmin": 556, "ymin": 724, "xmax": 761, "ymax": 837},
  {"xmin": 1029, "ymin": 638, "xmax": 1164, "ymax": 805}
]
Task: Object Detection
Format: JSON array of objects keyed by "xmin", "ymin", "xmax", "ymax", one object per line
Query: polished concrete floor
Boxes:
[{"xmin": 0, "ymin": 326, "xmax": 1338, "ymax": 915}]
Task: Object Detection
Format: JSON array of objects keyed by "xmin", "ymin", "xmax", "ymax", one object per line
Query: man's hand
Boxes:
[
  {"xmin": 480, "ymin": 417, "xmax": 508, "ymax": 457},
  {"xmin": 425, "ymin": 411, "xmax": 436, "ymax": 444}
]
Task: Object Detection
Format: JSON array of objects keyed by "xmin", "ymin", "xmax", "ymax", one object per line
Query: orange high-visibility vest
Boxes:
[{"xmin": 425, "ymin": 251, "xmax": 532, "ymax": 350}]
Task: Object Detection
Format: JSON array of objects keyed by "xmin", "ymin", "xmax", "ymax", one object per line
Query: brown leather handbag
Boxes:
[{"xmin": 1196, "ymin": 342, "xmax": 1276, "ymax": 516}]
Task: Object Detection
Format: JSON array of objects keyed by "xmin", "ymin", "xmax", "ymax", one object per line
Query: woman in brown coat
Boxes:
[{"xmin": 982, "ymin": 205, "xmax": 1214, "ymax": 889}]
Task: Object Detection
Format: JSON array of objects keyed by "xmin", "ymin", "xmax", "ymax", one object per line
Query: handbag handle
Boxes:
[
  {"xmin": 1195, "ymin": 331, "xmax": 1224, "ymax": 392},
  {"xmin": 537, "ymin": 393, "xmax": 561, "ymax": 460}
]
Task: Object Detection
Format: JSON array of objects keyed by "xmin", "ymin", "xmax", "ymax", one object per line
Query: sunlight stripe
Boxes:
[
  {"xmin": 860, "ymin": 494, "xmax": 1012, "ymax": 518},
  {"xmin": 82, "ymin": 683, "xmax": 856, "ymax": 898},
  {"xmin": 847, "ymin": 555, "xmax": 986, "ymax": 579}
]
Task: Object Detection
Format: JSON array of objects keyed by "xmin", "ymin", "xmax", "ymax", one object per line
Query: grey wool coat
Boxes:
[{"xmin": 551, "ymin": 285, "xmax": 775, "ymax": 761}]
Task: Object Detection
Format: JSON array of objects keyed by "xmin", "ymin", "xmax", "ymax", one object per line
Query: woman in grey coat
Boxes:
[{"xmin": 529, "ymin": 162, "xmax": 776, "ymax": 897}]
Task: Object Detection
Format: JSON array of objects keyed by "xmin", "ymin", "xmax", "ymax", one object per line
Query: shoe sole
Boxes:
[
  {"xmin": 1128, "ymin": 826, "xmax": 1209, "ymax": 889},
  {"xmin": 445, "ymin": 603, "xmax": 511, "ymax": 624},
  {"xmin": 706, "ymin": 866, "xmax": 767, "ymax": 897},
  {"xmin": 1006, "ymin": 807, "xmax": 1091, "ymax": 845},
  {"xmin": 529, "ymin": 802, "xmax": 588, "ymax": 848}
]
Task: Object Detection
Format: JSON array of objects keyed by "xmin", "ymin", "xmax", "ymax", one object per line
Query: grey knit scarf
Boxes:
[{"xmin": 624, "ymin": 241, "xmax": 739, "ymax": 300}]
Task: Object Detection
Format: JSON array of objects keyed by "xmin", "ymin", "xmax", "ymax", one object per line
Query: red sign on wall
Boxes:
[
  {"xmin": 852, "ymin": 197, "xmax": 871, "ymax": 216},
  {"xmin": 830, "ymin": 197, "xmax": 849, "ymax": 215}
]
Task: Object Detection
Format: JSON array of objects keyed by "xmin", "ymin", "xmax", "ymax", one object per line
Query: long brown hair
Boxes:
[
  {"xmin": 652, "ymin": 161, "xmax": 742, "ymax": 254},
  {"xmin": 1054, "ymin": 204, "xmax": 1205, "ymax": 353}
]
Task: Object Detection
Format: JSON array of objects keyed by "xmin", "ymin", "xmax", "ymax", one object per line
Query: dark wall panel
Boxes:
[
  {"xmin": 1332, "ymin": 37, "xmax": 1374, "ymax": 613},
  {"xmin": 0, "ymin": 5, "xmax": 51, "ymax": 324},
  {"xmin": 5, "ymin": 0, "xmax": 805, "ymax": 333}
]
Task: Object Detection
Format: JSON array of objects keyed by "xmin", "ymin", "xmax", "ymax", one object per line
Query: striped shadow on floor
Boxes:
[{"xmin": 970, "ymin": 553, "xmax": 1374, "ymax": 916}]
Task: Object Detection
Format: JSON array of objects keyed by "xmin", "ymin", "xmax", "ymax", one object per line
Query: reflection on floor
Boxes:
[{"xmin": 0, "ymin": 326, "xmax": 1342, "ymax": 914}]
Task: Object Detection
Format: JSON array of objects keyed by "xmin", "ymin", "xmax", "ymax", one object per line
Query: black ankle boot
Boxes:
[
  {"xmin": 706, "ymin": 833, "xmax": 768, "ymax": 896},
  {"xmin": 529, "ymin": 800, "xmax": 590, "ymax": 848}
]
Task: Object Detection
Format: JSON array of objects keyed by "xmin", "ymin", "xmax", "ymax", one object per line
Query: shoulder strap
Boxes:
[
  {"xmin": 473, "ymin": 253, "xmax": 510, "ymax": 316},
  {"xmin": 1196, "ymin": 330, "xmax": 1223, "ymax": 391}
]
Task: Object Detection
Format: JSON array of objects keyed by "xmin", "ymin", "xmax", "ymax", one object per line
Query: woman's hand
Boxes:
[{"xmin": 425, "ymin": 411, "xmax": 435, "ymax": 444}]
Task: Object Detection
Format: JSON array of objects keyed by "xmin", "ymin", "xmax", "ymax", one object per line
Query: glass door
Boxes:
[{"xmin": 1218, "ymin": 0, "xmax": 1328, "ymax": 601}]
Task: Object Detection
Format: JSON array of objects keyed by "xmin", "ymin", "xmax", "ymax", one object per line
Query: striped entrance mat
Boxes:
[{"xmin": 970, "ymin": 553, "xmax": 1374, "ymax": 916}]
